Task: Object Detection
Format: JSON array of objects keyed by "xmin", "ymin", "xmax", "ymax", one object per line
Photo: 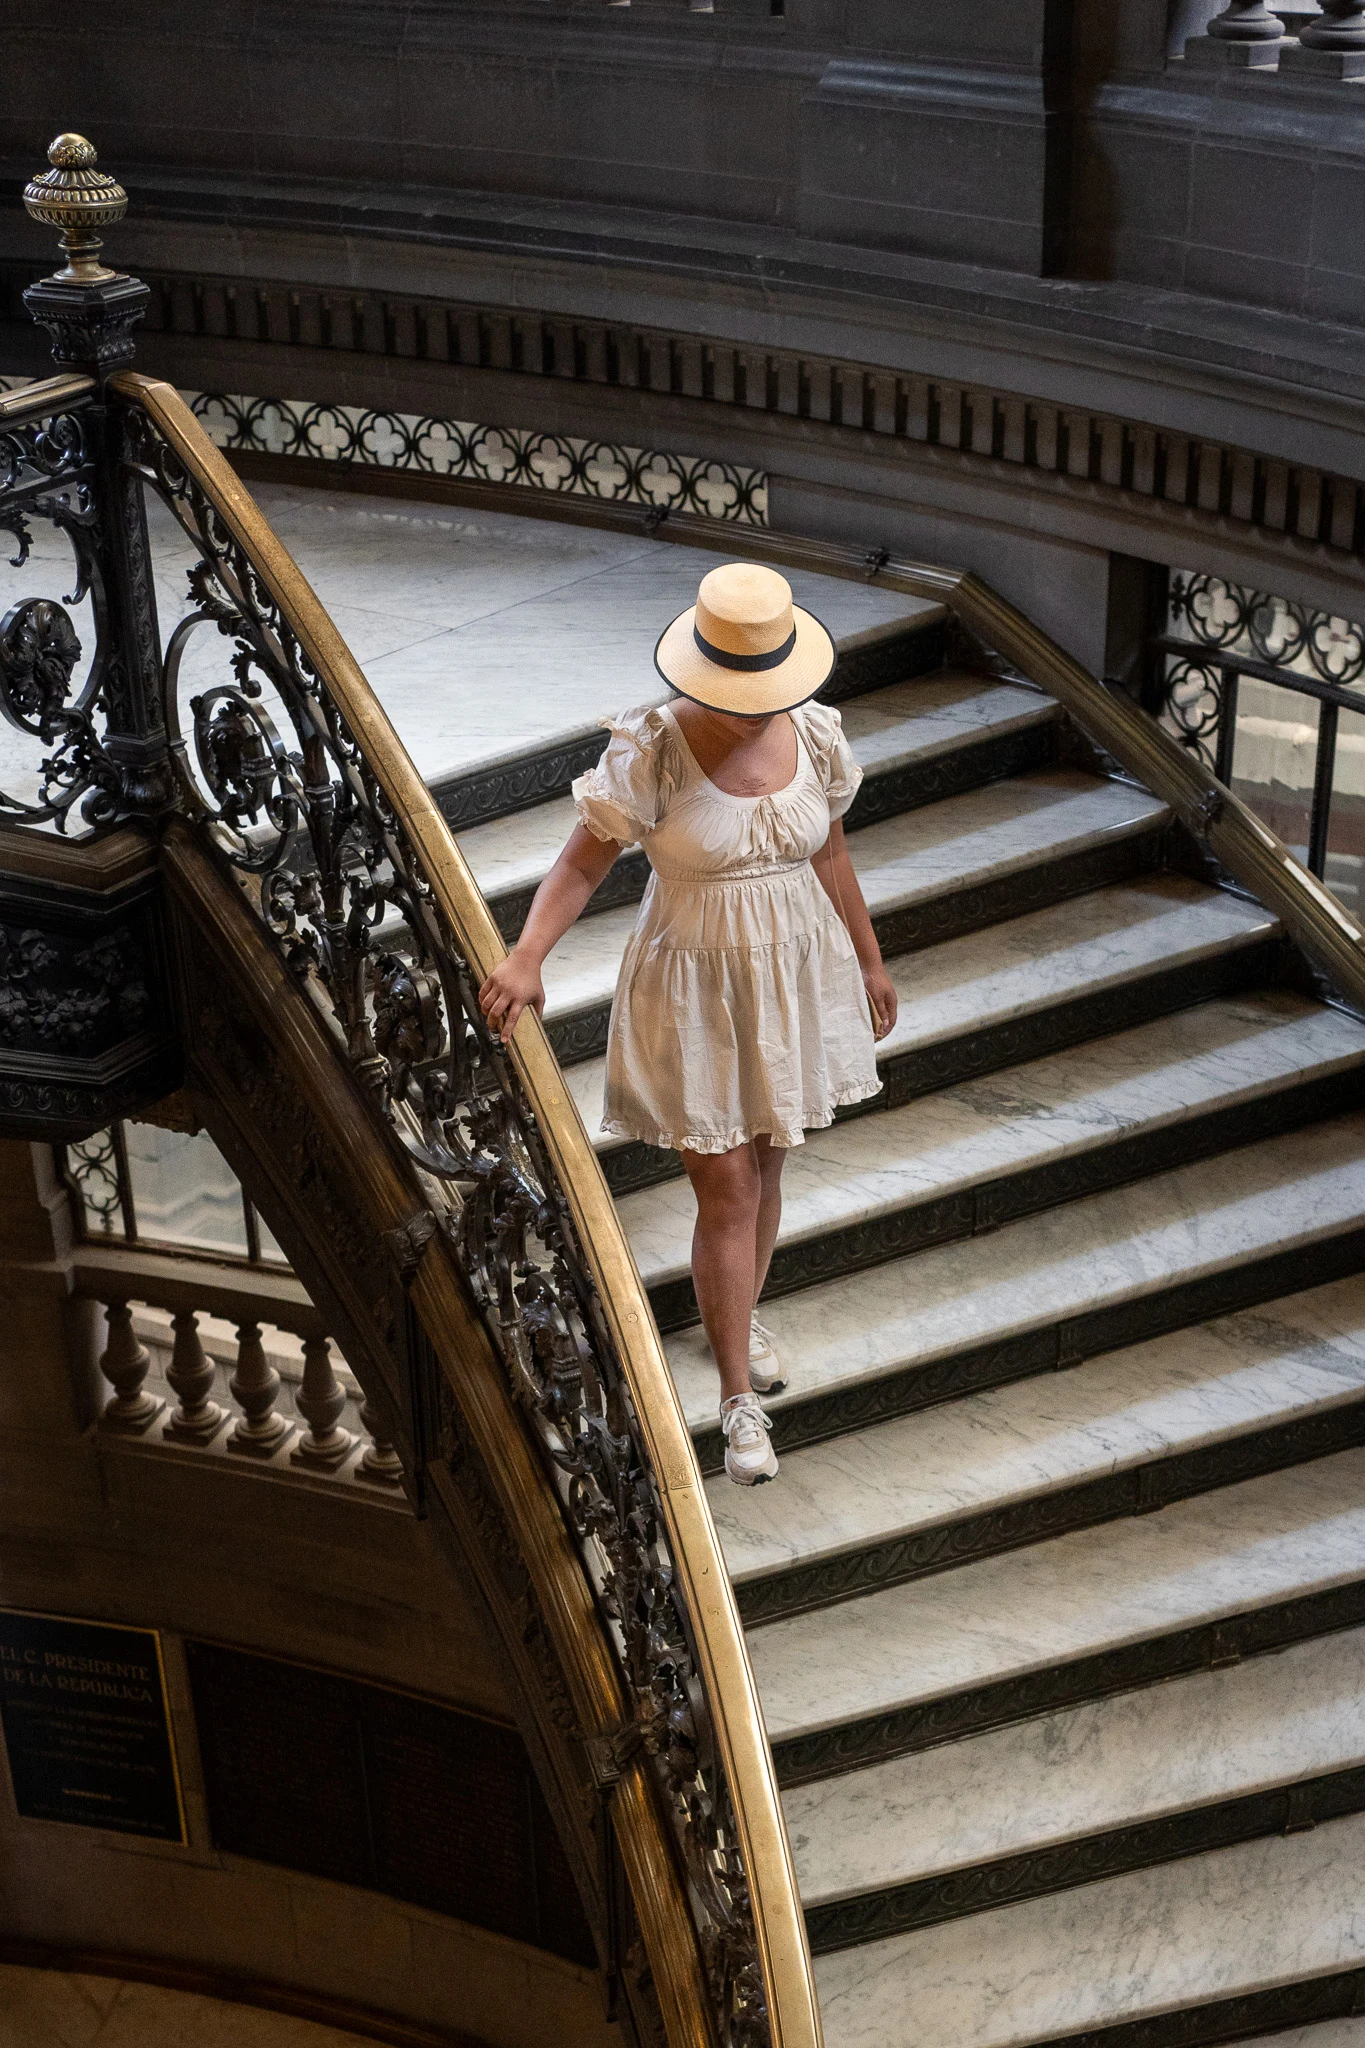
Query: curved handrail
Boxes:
[
  {"xmin": 0, "ymin": 371, "xmax": 95, "ymax": 424},
  {"xmin": 110, "ymin": 371, "xmax": 822, "ymax": 2048},
  {"xmin": 949, "ymin": 574, "xmax": 1365, "ymax": 1005}
]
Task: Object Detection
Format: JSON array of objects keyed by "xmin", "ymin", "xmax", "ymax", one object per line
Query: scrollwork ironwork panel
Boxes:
[
  {"xmin": 0, "ymin": 399, "xmax": 115, "ymax": 829},
  {"xmin": 121, "ymin": 394, "xmax": 771, "ymax": 2048}
]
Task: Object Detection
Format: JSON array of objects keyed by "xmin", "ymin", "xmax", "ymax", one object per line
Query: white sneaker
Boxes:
[
  {"xmin": 721, "ymin": 1391, "xmax": 779, "ymax": 1486},
  {"xmin": 748, "ymin": 1314, "xmax": 788, "ymax": 1395}
]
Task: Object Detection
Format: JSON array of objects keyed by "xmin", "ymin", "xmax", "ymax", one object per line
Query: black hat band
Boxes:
[{"xmin": 693, "ymin": 621, "xmax": 798, "ymax": 672}]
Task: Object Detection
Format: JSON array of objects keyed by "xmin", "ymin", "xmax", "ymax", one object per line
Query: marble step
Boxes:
[
  {"xmin": 675, "ymin": 1113, "xmax": 1365, "ymax": 1466},
  {"xmin": 623, "ymin": 991, "xmax": 1365, "ymax": 1332},
  {"xmin": 711, "ymin": 1274, "xmax": 1365, "ymax": 1625},
  {"xmin": 1240, "ymin": 2026, "xmax": 1365, "ymax": 2048},
  {"xmin": 453, "ymin": 670, "xmax": 1059, "ymax": 936},
  {"xmin": 568, "ymin": 875, "xmax": 1282, "ymax": 1195},
  {"xmin": 791, "ymin": 1623, "xmax": 1365, "ymax": 1951},
  {"xmin": 812, "ymin": 1808, "xmax": 1365, "ymax": 2048},
  {"xmin": 757, "ymin": 1446, "xmax": 1365, "ymax": 1785},
  {"xmin": 538, "ymin": 768, "xmax": 1171, "ymax": 1064}
]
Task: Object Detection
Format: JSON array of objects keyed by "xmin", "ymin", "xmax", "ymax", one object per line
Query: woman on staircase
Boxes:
[{"xmin": 478, "ymin": 563, "xmax": 897, "ymax": 1484}]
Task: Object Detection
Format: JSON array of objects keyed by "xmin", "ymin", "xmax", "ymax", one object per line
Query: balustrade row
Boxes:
[
  {"xmin": 93, "ymin": 1295, "xmax": 405, "ymax": 1489},
  {"xmin": 1191, "ymin": 2, "xmax": 1365, "ymax": 75}
]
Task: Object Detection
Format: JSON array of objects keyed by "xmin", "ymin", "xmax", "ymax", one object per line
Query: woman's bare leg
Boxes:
[
  {"xmin": 680, "ymin": 1141, "xmax": 762, "ymax": 1404},
  {"xmin": 752, "ymin": 1134, "xmax": 787, "ymax": 1307}
]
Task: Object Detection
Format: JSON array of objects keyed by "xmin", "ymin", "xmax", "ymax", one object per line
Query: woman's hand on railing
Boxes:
[
  {"xmin": 478, "ymin": 822, "xmax": 620, "ymax": 1042},
  {"xmin": 478, "ymin": 947, "xmax": 548, "ymax": 1045}
]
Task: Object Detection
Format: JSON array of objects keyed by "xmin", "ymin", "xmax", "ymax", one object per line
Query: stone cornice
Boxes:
[{"xmin": 5, "ymin": 166, "xmax": 1363, "ymax": 432}]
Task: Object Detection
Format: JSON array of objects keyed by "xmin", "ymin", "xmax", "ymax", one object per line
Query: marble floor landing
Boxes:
[{"xmin": 1, "ymin": 480, "xmax": 936, "ymax": 814}]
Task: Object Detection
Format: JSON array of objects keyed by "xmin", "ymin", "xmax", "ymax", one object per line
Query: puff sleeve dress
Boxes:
[{"xmin": 571, "ymin": 699, "xmax": 880, "ymax": 1154}]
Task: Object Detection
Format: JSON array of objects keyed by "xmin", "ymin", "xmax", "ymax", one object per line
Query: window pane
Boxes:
[
  {"xmin": 1228, "ymin": 674, "xmax": 1321, "ymax": 862},
  {"xmin": 252, "ymin": 1206, "xmax": 289, "ymax": 1265},
  {"xmin": 124, "ymin": 1123, "xmax": 249, "ymax": 1256},
  {"xmin": 1327, "ymin": 705, "xmax": 1365, "ymax": 919}
]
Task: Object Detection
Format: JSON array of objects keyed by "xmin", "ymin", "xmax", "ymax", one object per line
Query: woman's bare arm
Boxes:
[
  {"xmin": 478, "ymin": 824, "xmax": 621, "ymax": 1043},
  {"xmin": 812, "ymin": 818, "xmax": 898, "ymax": 1039}
]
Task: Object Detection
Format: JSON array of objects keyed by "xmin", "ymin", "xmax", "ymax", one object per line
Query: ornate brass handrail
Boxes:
[
  {"xmin": 108, "ymin": 370, "xmax": 822, "ymax": 2048},
  {"xmin": 0, "ymin": 371, "xmax": 95, "ymax": 424}
]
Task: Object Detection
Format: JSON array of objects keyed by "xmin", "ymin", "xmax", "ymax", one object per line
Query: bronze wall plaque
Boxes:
[{"xmin": 0, "ymin": 1607, "xmax": 185, "ymax": 1842}]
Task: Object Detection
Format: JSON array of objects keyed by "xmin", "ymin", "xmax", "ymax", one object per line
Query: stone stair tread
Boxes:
[
  {"xmin": 748, "ymin": 1447, "xmax": 1365, "ymax": 1743},
  {"xmin": 1243, "ymin": 2025, "xmax": 1365, "ymax": 2048},
  {"xmin": 832, "ymin": 670, "xmax": 1056, "ymax": 772},
  {"xmin": 787, "ymin": 1621, "xmax": 1365, "ymax": 1910},
  {"xmin": 539, "ymin": 768, "xmax": 1169, "ymax": 1021},
  {"xmin": 664, "ymin": 1113, "xmax": 1365, "ymax": 1432},
  {"xmin": 452, "ymin": 670, "xmax": 1056, "ymax": 901},
  {"xmin": 709, "ymin": 1274, "xmax": 1365, "ymax": 1586},
  {"xmin": 618, "ymin": 992, "xmax": 1365, "ymax": 1290},
  {"xmin": 812, "ymin": 1809, "xmax": 1365, "ymax": 2048},
  {"xmin": 566, "ymin": 875, "xmax": 1280, "ymax": 1153},
  {"xmin": 842, "ymin": 767, "xmax": 1167, "ymax": 921}
]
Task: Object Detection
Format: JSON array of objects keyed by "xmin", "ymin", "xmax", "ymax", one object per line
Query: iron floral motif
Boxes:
[
  {"xmin": 0, "ymin": 920, "xmax": 148, "ymax": 1054},
  {"xmin": 1171, "ymin": 571, "xmax": 1365, "ymax": 687},
  {"xmin": 1161, "ymin": 570, "xmax": 1365, "ymax": 770},
  {"xmin": 123, "ymin": 399, "xmax": 770, "ymax": 2048},
  {"xmin": 62, "ymin": 1123, "xmax": 127, "ymax": 1234}
]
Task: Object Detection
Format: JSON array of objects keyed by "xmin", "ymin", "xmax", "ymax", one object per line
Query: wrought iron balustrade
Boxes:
[{"xmin": 1147, "ymin": 570, "xmax": 1365, "ymax": 912}]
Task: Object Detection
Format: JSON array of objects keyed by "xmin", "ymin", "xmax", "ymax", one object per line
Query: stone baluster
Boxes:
[
  {"xmin": 356, "ymin": 1395, "xmax": 405, "ymax": 1488},
  {"xmin": 1283, "ymin": 0, "xmax": 1365, "ymax": 72},
  {"xmin": 226, "ymin": 1321, "xmax": 293, "ymax": 1456},
  {"xmin": 163, "ymin": 1308, "xmax": 228, "ymax": 1443},
  {"xmin": 98, "ymin": 1300, "xmax": 165, "ymax": 1434},
  {"xmin": 290, "ymin": 1334, "xmax": 357, "ymax": 1470},
  {"xmin": 1187, "ymin": 0, "xmax": 1286, "ymax": 64}
]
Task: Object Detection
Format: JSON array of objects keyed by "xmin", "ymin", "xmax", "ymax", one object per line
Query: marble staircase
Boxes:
[{"xmin": 453, "ymin": 610, "xmax": 1365, "ymax": 2048}]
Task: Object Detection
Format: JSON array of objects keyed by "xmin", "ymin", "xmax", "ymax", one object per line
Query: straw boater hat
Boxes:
[{"xmin": 654, "ymin": 562, "xmax": 835, "ymax": 716}]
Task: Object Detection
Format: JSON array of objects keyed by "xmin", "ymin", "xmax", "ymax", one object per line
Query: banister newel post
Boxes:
[{"xmin": 20, "ymin": 133, "xmax": 175, "ymax": 824}]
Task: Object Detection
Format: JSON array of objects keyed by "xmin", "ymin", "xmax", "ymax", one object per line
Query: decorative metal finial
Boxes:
[{"xmin": 23, "ymin": 134, "xmax": 128, "ymax": 285}]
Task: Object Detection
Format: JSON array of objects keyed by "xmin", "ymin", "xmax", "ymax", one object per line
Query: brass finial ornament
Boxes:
[{"xmin": 24, "ymin": 133, "xmax": 128, "ymax": 284}]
